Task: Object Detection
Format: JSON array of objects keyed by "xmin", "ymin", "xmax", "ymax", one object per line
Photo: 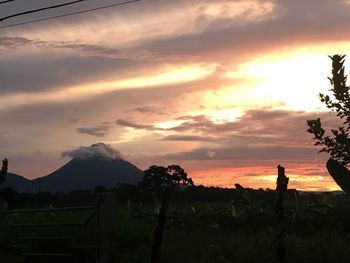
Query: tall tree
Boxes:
[{"xmin": 139, "ymin": 165, "xmax": 193, "ymax": 263}]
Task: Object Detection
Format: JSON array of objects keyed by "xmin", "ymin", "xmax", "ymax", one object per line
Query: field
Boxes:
[
  {"xmin": 2, "ymin": 187, "xmax": 350, "ymax": 262},
  {"xmin": 114, "ymin": 189, "xmax": 350, "ymax": 263}
]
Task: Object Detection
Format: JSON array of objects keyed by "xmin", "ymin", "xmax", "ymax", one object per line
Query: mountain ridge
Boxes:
[{"xmin": 0, "ymin": 156, "xmax": 144, "ymax": 193}]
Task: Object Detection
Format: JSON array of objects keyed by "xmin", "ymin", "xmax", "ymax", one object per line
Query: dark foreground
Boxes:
[{"xmin": 1, "ymin": 186, "xmax": 350, "ymax": 262}]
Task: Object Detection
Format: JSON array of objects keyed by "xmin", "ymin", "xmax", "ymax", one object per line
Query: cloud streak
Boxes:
[
  {"xmin": 77, "ymin": 125, "xmax": 112, "ymax": 138},
  {"xmin": 0, "ymin": 63, "xmax": 215, "ymax": 110}
]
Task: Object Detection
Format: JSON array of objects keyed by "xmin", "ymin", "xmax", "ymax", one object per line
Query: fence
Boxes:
[{"xmin": 0, "ymin": 192, "xmax": 117, "ymax": 263}]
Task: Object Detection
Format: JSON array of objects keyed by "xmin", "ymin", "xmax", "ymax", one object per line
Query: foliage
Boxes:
[
  {"xmin": 139, "ymin": 165, "xmax": 194, "ymax": 195},
  {"xmin": 307, "ymin": 55, "xmax": 350, "ymax": 166}
]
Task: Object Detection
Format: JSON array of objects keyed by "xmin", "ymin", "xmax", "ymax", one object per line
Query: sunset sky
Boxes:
[{"xmin": 1, "ymin": 0, "xmax": 350, "ymax": 191}]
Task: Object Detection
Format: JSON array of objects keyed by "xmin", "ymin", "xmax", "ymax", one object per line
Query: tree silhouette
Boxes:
[
  {"xmin": 307, "ymin": 55, "xmax": 350, "ymax": 193},
  {"xmin": 139, "ymin": 165, "xmax": 193, "ymax": 263},
  {"xmin": 0, "ymin": 158, "xmax": 8, "ymax": 184},
  {"xmin": 307, "ymin": 55, "xmax": 350, "ymax": 166}
]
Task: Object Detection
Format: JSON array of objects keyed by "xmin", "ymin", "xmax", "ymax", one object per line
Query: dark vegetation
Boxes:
[{"xmin": 1, "ymin": 183, "xmax": 350, "ymax": 262}]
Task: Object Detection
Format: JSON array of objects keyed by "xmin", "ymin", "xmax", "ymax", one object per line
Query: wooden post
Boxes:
[
  {"xmin": 275, "ymin": 165, "xmax": 289, "ymax": 263},
  {"xmin": 0, "ymin": 197, "xmax": 6, "ymax": 259},
  {"xmin": 96, "ymin": 192, "xmax": 118, "ymax": 263},
  {"xmin": 151, "ymin": 190, "xmax": 170, "ymax": 263}
]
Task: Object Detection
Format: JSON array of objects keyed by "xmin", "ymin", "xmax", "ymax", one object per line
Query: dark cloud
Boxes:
[
  {"xmin": 125, "ymin": 105, "xmax": 167, "ymax": 115},
  {"xmin": 115, "ymin": 109, "xmax": 340, "ymax": 146},
  {"xmin": 50, "ymin": 42, "xmax": 193, "ymax": 62},
  {"xmin": 0, "ymin": 71, "xmax": 223, "ymax": 127},
  {"xmin": 0, "ymin": 54, "xmax": 151, "ymax": 94},
  {"xmin": 0, "ymin": 36, "xmax": 35, "ymax": 49},
  {"xmin": 139, "ymin": 0, "xmax": 350, "ymax": 62},
  {"xmin": 77, "ymin": 125, "xmax": 112, "ymax": 138},
  {"xmin": 5, "ymin": 0, "xmax": 349, "ymax": 66},
  {"xmin": 0, "ymin": 34, "xmax": 205, "ymax": 95},
  {"xmin": 116, "ymin": 119, "xmax": 155, "ymax": 130},
  {"xmin": 3, "ymin": 0, "xmax": 350, "ymax": 62},
  {"xmin": 229, "ymin": 109, "xmax": 340, "ymax": 147},
  {"xmin": 68, "ymin": 117, "xmax": 80, "ymax": 123},
  {"xmin": 51, "ymin": 42, "xmax": 123, "ymax": 58},
  {"xmin": 116, "ymin": 114, "xmax": 239, "ymax": 133},
  {"xmin": 171, "ymin": 115, "xmax": 238, "ymax": 133},
  {"xmin": 0, "ymin": 36, "xmax": 158, "ymax": 61},
  {"xmin": 32, "ymin": 150, "xmax": 43, "ymax": 156},
  {"xmin": 117, "ymin": 108, "xmax": 340, "ymax": 163},
  {"xmin": 116, "ymin": 109, "xmax": 338, "ymax": 143},
  {"xmin": 161, "ymin": 135, "xmax": 218, "ymax": 142},
  {"xmin": 172, "ymin": 109, "xmax": 339, "ymax": 146}
]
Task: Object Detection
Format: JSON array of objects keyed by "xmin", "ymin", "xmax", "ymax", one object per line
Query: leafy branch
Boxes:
[{"xmin": 307, "ymin": 55, "xmax": 350, "ymax": 166}]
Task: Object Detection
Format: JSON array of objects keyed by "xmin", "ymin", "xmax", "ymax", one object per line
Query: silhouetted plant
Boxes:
[
  {"xmin": 139, "ymin": 164, "xmax": 193, "ymax": 263},
  {"xmin": 307, "ymin": 55, "xmax": 350, "ymax": 165},
  {"xmin": 307, "ymin": 55, "xmax": 350, "ymax": 194},
  {"xmin": 0, "ymin": 158, "xmax": 8, "ymax": 184}
]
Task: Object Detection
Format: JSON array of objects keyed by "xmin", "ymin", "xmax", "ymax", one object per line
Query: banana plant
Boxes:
[{"xmin": 326, "ymin": 158, "xmax": 350, "ymax": 195}]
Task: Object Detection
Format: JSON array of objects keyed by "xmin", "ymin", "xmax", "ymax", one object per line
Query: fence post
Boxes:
[
  {"xmin": 0, "ymin": 198, "xmax": 3, "ymax": 257},
  {"xmin": 96, "ymin": 192, "xmax": 118, "ymax": 263},
  {"xmin": 275, "ymin": 165, "xmax": 289, "ymax": 263}
]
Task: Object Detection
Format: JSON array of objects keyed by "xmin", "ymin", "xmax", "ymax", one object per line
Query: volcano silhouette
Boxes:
[
  {"xmin": 32, "ymin": 156, "xmax": 143, "ymax": 192},
  {"xmin": 0, "ymin": 173, "xmax": 35, "ymax": 193}
]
